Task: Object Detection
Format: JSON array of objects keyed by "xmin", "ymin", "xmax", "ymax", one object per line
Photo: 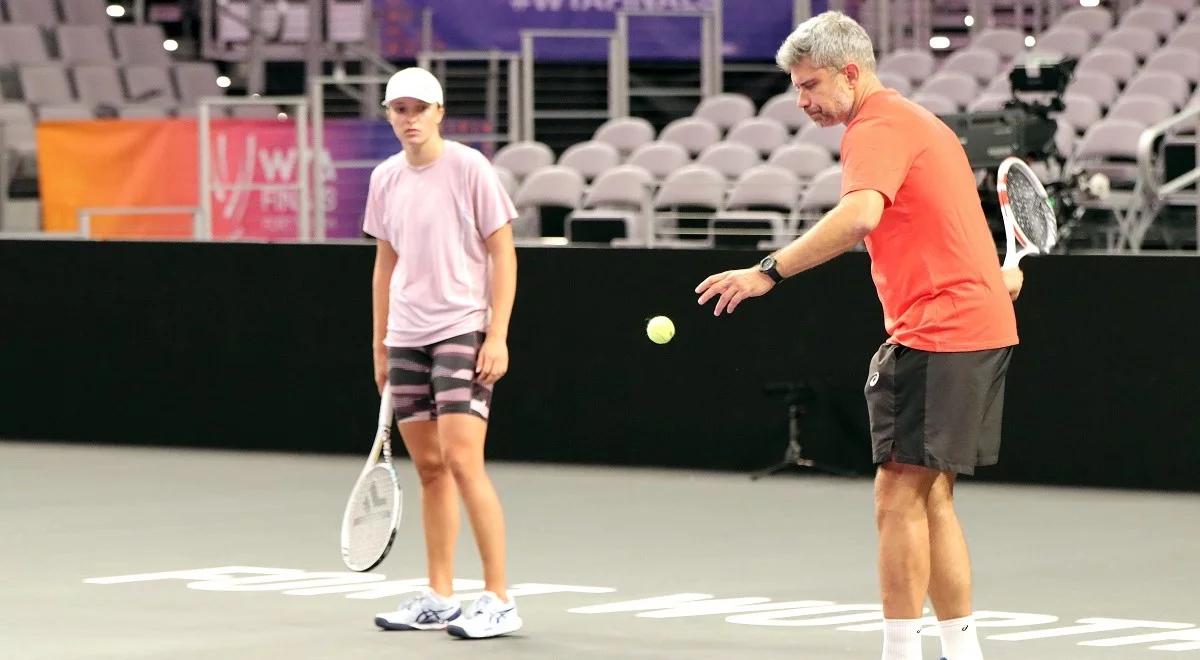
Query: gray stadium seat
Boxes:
[
  {"xmin": 693, "ymin": 92, "xmax": 756, "ymax": 133},
  {"xmin": 725, "ymin": 117, "xmax": 789, "ymax": 157},
  {"xmin": 1031, "ymin": 26, "xmax": 1091, "ymax": 58},
  {"xmin": 0, "ymin": 103, "xmax": 37, "ymax": 166},
  {"xmin": 123, "ymin": 65, "xmax": 176, "ymax": 107},
  {"xmin": 1106, "ymin": 94, "xmax": 1176, "ymax": 127},
  {"xmin": 758, "ymin": 92, "xmax": 812, "ymax": 133},
  {"xmin": 724, "ymin": 164, "xmax": 800, "ymax": 213},
  {"xmin": 695, "ymin": 140, "xmax": 760, "ymax": 180},
  {"xmin": 1071, "ymin": 119, "xmax": 1145, "ymax": 185},
  {"xmin": 19, "ymin": 64, "xmax": 74, "ymax": 106},
  {"xmin": 1143, "ymin": 47, "xmax": 1200, "ymax": 84},
  {"xmin": 60, "ymin": 0, "xmax": 112, "ymax": 25},
  {"xmin": 492, "ymin": 165, "xmax": 518, "ymax": 200},
  {"xmin": 512, "ymin": 165, "xmax": 586, "ymax": 239},
  {"xmin": 940, "ymin": 48, "xmax": 1001, "ymax": 85},
  {"xmin": 492, "ymin": 140, "xmax": 554, "ymax": 183},
  {"xmin": 1118, "ymin": 4, "xmax": 1178, "ymax": 39},
  {"xmin": 580, "ymin": 164, "xmax": 653, "ymax": 211},
  {"xmin": 1123, "ymin": 71, "xmax": 1191, "ymax": 110},
  {"xmin": 1144, "ymin": 0, "xmax": 1194, "ymax": 17},
  {"xmin": 0, "ymin": 25, "xmax": 52, "ymax": 65},
  {"xmin": 1166, "ymin": 26, "xmax": 1200, "ymax": 52},
  {"xmin": 592, "ymin": 116, "xmax": 654, "ymax": 156},
  {"xmin": 1065, "ymin": 71, "xmax": 1119, "ymax": 110},
  {"xmin": 652, "ymin": 164, "xmax": 726, "ymax": 245},
  {"xmin": 56, "ymin": 25, "xmax": 116, "ymax": 65},
  {"xmin": 1097, "ymin": 27, "xmax": 1159, "ymax": 61},
  {"xmin": 113, "ymin": 24, "xmax": 172, "ymax": 65},
  {"xmin": 715, "ymin": 165, "xmax": 800, "ymax": 246},
  {"xmin": 968, "ymin": 93, "xmax": 1010, "ymax": 113},
  {"xmin": 915, "ymin": 71, "xmax": 979, "ymax": 110},
  {"xmin": 73, "ymin": 65, "xmax": 125, "ymax": 109},
  {"xmin": 37, "ymin": 103, "xmax": 95, "ymax": 120},
  {"xmin": 1052, "ymin": 7, "xmax": 1113, "ymax": 39},
  {"xmin": 658, "ymin": 116, "xmax": 721, "ymax": 156},
  {"xmin": 118, "ymin": 105, "xmax": 171, "ymax": 119},
  {"xmin": 556, "ymin": 139, "xmax": 620, "ymax": 182},
  {"xmin": 1060, "ymin": 93, "xmax": 1101, "ymax": 134},
  {"xmin": 876, "ymin": 71, "xmax": 913, "ymax": 97},
  {"xmin": 1075, "ymin": 48, "xmax": 1139, "ymax": 85},
  {"xmin": 911, "ymin": 92, "xmax": 957, "ymax": 115},
  {"xmin": 767, "ymin": 142, "xmax": 834, "ymax": 181},
  {"xmin": 513, "ymin": 165, "xmax": 585, "ymax": 210},
  {"xmin": 795, "ymin": 165, "xmax": 843, "ymax": 228},
  {"xmin": 5, "ymin": 0, "xmax": 60, "ymax": 26},
  {"xmin": 794, "ymin": 123, "xmax": 846, "ymax": 158},
  {"xmin": 568, "ymin": 164, "xmax": 653, "ymax": 243},
  {"xmin": 174, "ymin": 61, "xmax": 224, "ymax": 106},
  {"xmin": 971, "ymin": 28, "xmax": 1026, "ymax": 61},
  {"xmin": 877, "ymin": 49, "xmax": 935, "ymax": 85},
  {"xmin": 626, "ymin": 140, "xmax": 690, "ymax": 180}
]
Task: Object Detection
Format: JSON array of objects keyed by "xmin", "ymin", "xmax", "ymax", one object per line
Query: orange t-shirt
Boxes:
[{"xmin": 841, "ymin": 89, "xmax": 1018, "ymax": 352}]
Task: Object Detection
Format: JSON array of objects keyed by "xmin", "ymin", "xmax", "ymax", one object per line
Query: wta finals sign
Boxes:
[{"xmin": 377, "ymin": 0, "xmax": 796, "ymax": 61}]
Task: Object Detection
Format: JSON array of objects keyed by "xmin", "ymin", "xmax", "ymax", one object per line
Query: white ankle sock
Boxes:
[
  {"xmin": 882, "ymin": 617, "xmax": 924, "ymax": 660},
  {"xmin": 938, "ymin": 614, "xmax": 984, "ymax": 660}
]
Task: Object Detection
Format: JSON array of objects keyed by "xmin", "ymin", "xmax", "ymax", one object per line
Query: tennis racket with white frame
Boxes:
[
  {"xmin": 996, "ymin": 156, "xmax": 1058, "ymax": 269},
  {"xmin": 339, "ymin": 388, "xmax": 402, "ymax": 572}
]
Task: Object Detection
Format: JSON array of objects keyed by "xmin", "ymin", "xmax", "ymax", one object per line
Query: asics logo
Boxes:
[{"xmin": 868, "ymin": 372, "xmax": 880, "ymax": 387}]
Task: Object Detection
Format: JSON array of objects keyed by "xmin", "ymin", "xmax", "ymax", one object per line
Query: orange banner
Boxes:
[{"xmin": 38, "ymin": 119, "xmax": 199, "ymax": 238}]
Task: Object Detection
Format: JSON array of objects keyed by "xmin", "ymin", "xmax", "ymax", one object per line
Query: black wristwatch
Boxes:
[{"xmin": 758, "ymin": 255, "xmax": 784, "ymax": 284}]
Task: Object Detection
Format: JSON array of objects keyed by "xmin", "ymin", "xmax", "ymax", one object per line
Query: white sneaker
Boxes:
[
  {"xmin": 446, "ymin": 591, "xmax": 523, "ymax": 639},
  {"xmin": 374, "ymin": 589, "xmax": 462, "ymax": 631}
]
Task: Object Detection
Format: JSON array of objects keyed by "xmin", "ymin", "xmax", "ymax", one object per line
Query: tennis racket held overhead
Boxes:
[
  {"xmin": 340, "ymin": 388, "xmax": 402, "ymax": 572},
  {"xmin": 996, "ymin": 156, "xmax": 1057, "ymax": 270}
]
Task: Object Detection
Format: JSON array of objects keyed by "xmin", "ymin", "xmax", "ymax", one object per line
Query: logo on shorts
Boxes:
[{"xmin": 868, "ymin": 372, "xmax": 880, "ymax": 387}]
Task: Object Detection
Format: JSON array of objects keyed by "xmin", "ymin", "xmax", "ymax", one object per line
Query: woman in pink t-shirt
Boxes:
[{"xmin": 365, "ymin": 68, "xmax": 522, "ymax": 639}]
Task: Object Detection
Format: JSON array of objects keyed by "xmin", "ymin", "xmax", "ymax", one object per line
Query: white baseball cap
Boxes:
[{"xmin": 382, "ymin": 67, "xmax": 444, "ymax": 107}]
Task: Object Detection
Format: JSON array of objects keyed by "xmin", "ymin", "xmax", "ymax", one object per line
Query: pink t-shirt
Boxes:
[{"xmin": 363, "ymin": 141, "xmax": 516, "ymax": 348}]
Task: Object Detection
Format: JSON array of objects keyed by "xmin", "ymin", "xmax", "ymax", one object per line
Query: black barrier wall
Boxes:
[{"xmin": 2, "ymin": 240, "xmax": 1198, "ymax": 491}]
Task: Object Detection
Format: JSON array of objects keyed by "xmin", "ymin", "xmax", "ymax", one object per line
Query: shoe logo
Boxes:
[{"xmin": 868, "ymin": 372, "xmax": 880, "ymax": 387}]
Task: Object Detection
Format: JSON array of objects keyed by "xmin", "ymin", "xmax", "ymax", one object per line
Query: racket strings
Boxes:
[
  {"xmin": 343, "ymin": 468, "xmax": 399, "ymax": 569},
  {"xmin": 1006, "ymin": 168, "xmax": 1055, "ymax": 252}
]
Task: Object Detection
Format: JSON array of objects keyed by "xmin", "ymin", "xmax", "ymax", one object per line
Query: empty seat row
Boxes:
[
  {"xmin": 499, "ymin": 162, "xmax": 845, "ymax": 247},
  {"xmin": 2, "ymin": 0, "xmax": 111, "ymax": 26},
  {"xmin": 0, "ymin": 23, "xmax": 172, "ymax": 66}
]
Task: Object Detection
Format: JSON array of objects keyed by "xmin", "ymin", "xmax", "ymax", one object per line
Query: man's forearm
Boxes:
[{"xmin": 775, "ymin": 200, "xmax": 875, "ymax": 278}]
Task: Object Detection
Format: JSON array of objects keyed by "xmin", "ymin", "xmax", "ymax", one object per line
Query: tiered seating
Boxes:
[{"xmin": 499, "ymin": 89, "xmax": 850, "ymax": 247}]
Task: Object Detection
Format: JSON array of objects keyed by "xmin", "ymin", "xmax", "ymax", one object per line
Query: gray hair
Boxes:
[{"xmin": 775, "ymin": 11, "xmax": 876, "ymax": 73}]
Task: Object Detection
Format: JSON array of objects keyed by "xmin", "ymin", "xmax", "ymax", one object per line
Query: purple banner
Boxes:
[{"xmin": 377, "ymin": 0, "xmax": 797, "ymax": 61}]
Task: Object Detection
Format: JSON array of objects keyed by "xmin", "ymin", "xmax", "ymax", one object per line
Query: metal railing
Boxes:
[
  {"xmin": 76, "ymin": 206, "xmax": 203, "ymax": 239},
  {"xmin": 198, "ymin": 95, "xmax": 313, "ymax": 241},
  {"xmin": 1117, "ymin": 106, "xmax": 1200, "ymax": 253},
  {"xmin": 615, "ymin": 7, "xmax": 721, "ymax": 105},
  {"xmin": 416, "ymin": 50, "xmax": 521, "ymax": 147},
  {"xmin": 520, "ymin": 29, "xmax": 624, "ymax": 142}
]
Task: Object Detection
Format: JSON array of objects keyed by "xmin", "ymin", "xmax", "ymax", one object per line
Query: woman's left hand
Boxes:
[{"xmin": 476, "ymin": 335, "xmax": 509, "ymax": 385}]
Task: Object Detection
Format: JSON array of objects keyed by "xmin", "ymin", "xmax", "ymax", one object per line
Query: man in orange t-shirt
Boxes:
[{"xmin": 696, "ymin": 11, "xmax": 1023, "ymax": 660}]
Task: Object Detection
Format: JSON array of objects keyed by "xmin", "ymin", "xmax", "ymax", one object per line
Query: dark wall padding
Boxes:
[{"xmin": 2, "ymin": 240, "xmax": 1197, "ymax": 491}]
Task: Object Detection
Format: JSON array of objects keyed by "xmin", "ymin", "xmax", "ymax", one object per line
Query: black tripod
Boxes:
[{"xmin": 751, "ymin": 382, "xmax": 858, "ymax": 480}]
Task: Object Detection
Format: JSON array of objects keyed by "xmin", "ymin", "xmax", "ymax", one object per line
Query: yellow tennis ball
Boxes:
[{"xmin": 646, "ymin": 315, "xmax": 675, "ymax": 345}]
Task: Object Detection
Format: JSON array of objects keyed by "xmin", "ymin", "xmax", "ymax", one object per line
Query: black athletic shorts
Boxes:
[{"xmin": 864, "ymin": 342, "xmax": 1014, "ymax": 475}]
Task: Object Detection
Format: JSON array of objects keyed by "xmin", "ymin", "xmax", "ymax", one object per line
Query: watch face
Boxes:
[{"xmin": 760, "ymin": 256, "xmax": 776, "ymax": 270}]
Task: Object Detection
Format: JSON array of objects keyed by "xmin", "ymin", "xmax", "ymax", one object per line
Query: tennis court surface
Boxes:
[{"xmin": 5, "ymin": 440, "xmax": 1198, "ymax": 659}]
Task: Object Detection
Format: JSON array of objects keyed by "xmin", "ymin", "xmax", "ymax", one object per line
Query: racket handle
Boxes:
[{"xmin": 377, "ymin": 387, "xmax": 393, "ymax": 427}]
